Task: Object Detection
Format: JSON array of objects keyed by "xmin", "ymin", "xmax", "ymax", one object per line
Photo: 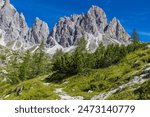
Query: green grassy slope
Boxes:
[{"xmin": 0, "ymin": 45, "xmax": 150, "ymax": 100}]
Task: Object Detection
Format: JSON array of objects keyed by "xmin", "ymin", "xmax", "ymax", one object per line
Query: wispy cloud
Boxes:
[
  {"xmin": 139, "ymin": 32, "xmax": 150, "ymax": 36},
  {"xmin": 134, "ymin": 11, "xmax": 150, "ymax": 16}
]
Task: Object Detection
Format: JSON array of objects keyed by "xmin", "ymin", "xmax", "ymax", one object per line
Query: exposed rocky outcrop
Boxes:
[
  {"xmin": 0, "ymin": 0, "xmax": 28, "ymax": 48},
  {"xmin": 28, "ymin": 17, "xmax": 49, "ymax": 44},
  {"xmin": 105, "ymin": 17, "xmax": 131, "ymax": 45},
  {"xmin": 55, "ymin": 88, "xmax": 84, "ymax": 100},
  {"xmin": 0, "ymin": 1, "xmax": 131, "ymax": 52},
  {"xmin": 47, "ymin": 6, "xmax": 108, "ymax": 48},
  {"xmin": 48, "ymin": 5, "xmax": 131, "ymax": 51},
  {"xmin": 0, "ymin": 0, "xmax": 49, "ymax": 49},
  {"xmin": 91, "ymin": 65, "xmax": 150, "ymax": 100}
]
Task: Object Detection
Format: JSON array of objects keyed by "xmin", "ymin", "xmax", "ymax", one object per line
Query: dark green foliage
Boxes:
[
  {"xmin": 134, "ymin": 80, "xmax": 150, "ymax": 100},
  {"xmin": 6, "ymin": 36, "xmax": 143, "ymax": 84},
  {"xmin": 52, "ymin": 53, "xmax": 71, "ymax": 74},
  {"xmin": 77, "ymin": 36, "xmax": 87, "ymax": 52},
  {"xmin": 94, "ymin": 43, "xmax": 105, "ymax": 68},
  {"xmin": 8, "ymin": 69, "xmax": 20, "ymax": 84},
  {"xmin": 52, "ymin": 49, "xmax": 64, "ymax": 60},
  {"xmin": 30, "ymin": 41, "xmax": 50, "ymax": 77},
  {"xmin": 18, "ymin": 50, "xmax": 31, "ymax": 81},
  {"xmin": 131, "ymin": 29, "xmax": 140, "ymax": 44},
  {"xmin": 84, "ymin": 53, "xmax": 95, "ymax": 68},
  {"xmin": 71, "ymin": 48, "xmax": 85, "ymax": 74},
  {"xmin": 126, "ymin": 42, "xmax": 146, "ymax": 53},
  {"xmin": 94, "ymin": 44, "xmax": 127, "ymax": 68},
  {"xmin": 52, "ymin": 37, "xmax": 87, "ymax": 76},
  {"xmin": 51, "ymin": 37, "xmax": 145, "ymax": 82},
  {"xmin": 7, "ymin": 52, "xmax": 20, "ymax": 84},
  {"xmin": 47, "ymin": 73, "xmax": 66, "ymax": 83},
  {"xmin": 7, "ymin": 41, "xmax": 52, "ymax": 84},
  {"xmin": 52, "ymin": 49, "xmax": 85, "ymax": 76}
]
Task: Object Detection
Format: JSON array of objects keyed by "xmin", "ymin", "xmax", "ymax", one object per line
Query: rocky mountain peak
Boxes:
[
  {"xmin": 86, "ymin": 5, "xmax": 108, "ymax": 34},
  {"xmin": 105, "ymin": 17, "xmax": 131, "ymax": 45},
  {"xmin": 0, "ymin": 0, "xmax": 28, "ymax": 46},
  {"xmin": 87, "ymin": 5, "xmax": 106, "ymax": 18},
  {"xmin": 0, "ymin": 1, "xmax": 131, "ymax": 52},
  {"xmin": 28, "ymin": 17, "xmax": 49, "ymax": 44},
  {"xmin": 0, "ymin": 0, "xmax": 50, "ymax": 49},
  {"xmin": 48, "ymin": 6, "xmax": 110, "ymax": 49}
]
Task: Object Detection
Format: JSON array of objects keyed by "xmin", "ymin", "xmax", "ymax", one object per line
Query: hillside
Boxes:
[
  {"xmin": 0, "ymin": 0, "xmax": 149, "ymax": 100},
  {"xmin": 0, "ymin": 43, "xmax": 150, "ymax": 100}
]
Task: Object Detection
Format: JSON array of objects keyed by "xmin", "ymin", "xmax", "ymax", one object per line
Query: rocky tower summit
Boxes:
[
  {"xmin": 0, "ymin": 1, "xmax": 131, "ymax": 52},
  {"xmin": 47, "ymin": 5, "xmax": 131, "ymax": 52},
  {"xmin": 0, "ymin": 0, "xmax": 49, "ymax": 49}
]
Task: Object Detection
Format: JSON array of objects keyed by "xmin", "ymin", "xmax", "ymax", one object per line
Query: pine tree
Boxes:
[
  {"xmin": 94, "ymin": 43, "xmax": 106, "ymax": 68},
  {"xmin": 71, "ymin": 48, "xmax": 84, "ymax": 74},
  {"xmin": 7, "ymin": 52, "xmax": 20, "ymax": 84},
  {"xmin": 132, "ymin": 29, "xmax": 140, "ymax": 44},
  {"xmin": 52, "ymin": 49, "xmax": 64, "ymax": 61},
  {"xmin": 31, "ymin": 40, "xmax": 51, "ymax": 77},
  {"xmin": 18, "ymin": 50, "xmax": 31, "ymax": 81},
  {"xmin": 77, "ymin": 37, "xmax": 87, "ymax": 52}
]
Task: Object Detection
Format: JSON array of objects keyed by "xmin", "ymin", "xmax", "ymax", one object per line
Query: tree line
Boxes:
[
  {"xmin": 7, "ymin": 41, "xmax": 51, "ymax": 84},
  {"xmin": 50, "ymin": 30, "xmax": 146, "ymax": 81},
  {"xmin": 7, "ymin": 30, "xmax": 146, "ymax": 83}
]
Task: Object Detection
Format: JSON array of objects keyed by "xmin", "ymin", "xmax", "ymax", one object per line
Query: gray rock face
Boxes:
[
  {"xmin": 105, "ymin": 17, "xmax": 131, "ymax": 45},
  {"xmin": 0, "ymin": 1, "xmax": 131, "ymax": 52},
  {"xmin": 48, "ymin": 6, "xmax": 131, "ymax": 49},
  {"xmin": 0, "ymin": 0, "xmax": 28, "ymax": 45},
  {"xmin": 28, "ymin": 17, "xmax": 49, "ymax": 44},
  {"xmin": 85, "ymin": 6, "xmax": 108, "ymax": 34},
  {"xmin": 48, "ymin": 6, "xmax": 109, "ymax": 48},
  {"xmin": 0, "ymin": 0, "xmax": 49, "ymax": 49}
]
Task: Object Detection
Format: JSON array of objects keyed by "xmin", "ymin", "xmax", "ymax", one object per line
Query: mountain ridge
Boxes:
[{"xmin": 0, "ymin": 0, "xmax": 131, "ymax": 53}]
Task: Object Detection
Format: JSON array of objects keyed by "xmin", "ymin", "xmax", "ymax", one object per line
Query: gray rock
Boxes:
[
  {"xmin": 144, "ymin": 44, "xmax": 150, "ymax": 50},
  {"xmin": 0, "ymin": 0, "xmax": 28, "ymax": 49},
  {"xmin": 55, "ymin": 88, "xmax": 84, "ymax": 100},
  {"xmin": 0, "ymin": 1, "xmax": 49, "ymax": 49},
  {"xmin": 143, "ymin": 67, "xmax": 150, "ymax": 74},
  {"xmin": 15, "ymin": 86, "xmax": 24, "ymax": 96},
  {"xmin": 133, "ymin": 60, "xmax": 140, "ymax": 67},
  {"xmin": 28, "ymin": 17, "xmax": 49, "ymax": 44},
  {"xmin": 48, "ymin": 6, "xmax": 131, "ymax": 50},
  {"xmin": 105, "ymin": 17, "xmax": 131, "ymax": 45},
  {"xmin": 0, "ymin": 0, "xmax": 132, "ymax": 52}
]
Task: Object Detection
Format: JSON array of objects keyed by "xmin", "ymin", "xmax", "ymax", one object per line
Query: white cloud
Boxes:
[{"xmin": 139, "ymin": 32, "xmax": 150, "ymax": 36}]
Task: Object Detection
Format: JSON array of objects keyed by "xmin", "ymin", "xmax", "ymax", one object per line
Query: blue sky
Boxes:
[{"xmin": 11, "ymin": 0, "xmax": 150, "ymax": 42}]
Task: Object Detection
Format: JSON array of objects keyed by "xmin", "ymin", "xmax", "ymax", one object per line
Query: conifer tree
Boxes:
[
  {"xmin": 94, "ymin": 43, "xmax": 105, "ymax": 68},
  {"xmin": 77, "ymin": 37, "xmax": 87, "ymax": 52},
  {"xmin": 7, "ymin": 52, "xmax": 20, "ymax": 84},
  {"xmin": 71, "ymin": 48, "xmax": 84, "ymax": 74},
  {"xmin": 31, "ymin": 40, "xmax": 51, "ymax": 77},
  {"xmin": 18, "ymin": 50, "xmax": 31, "ymax": 80},
  {"xmin": 132, "ymin": 29, "xmax": 140, "ymax": 44}
]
